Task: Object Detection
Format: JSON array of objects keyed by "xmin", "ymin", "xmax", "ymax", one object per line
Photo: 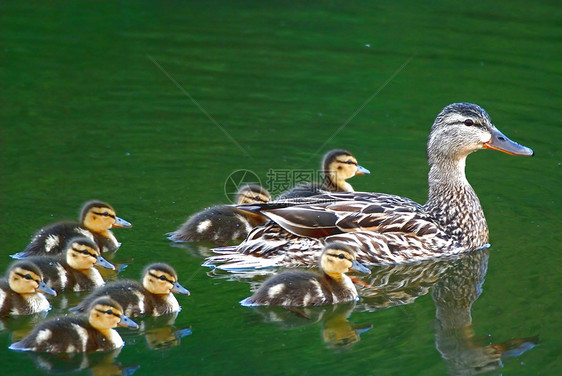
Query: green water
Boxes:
[{"xmin": 1, "ymin": 1, "xmax": 560, "ymax": 375}]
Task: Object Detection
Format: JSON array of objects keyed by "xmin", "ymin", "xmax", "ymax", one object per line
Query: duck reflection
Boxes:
[
  {"xmin": 430, "ymin": 250, "xmax": 538, "ymax": 375},
  {"xmin": 246, "ymin": 302, "xmax": 371, "ymax": 349},
  {"xmin": 356, "ymin": 250, "xmax": 536, "ymax": 374},
  {"xmin": 122, "ymin": 313, "xmax": 192, "ymax": 350},
  {"xmin": 16, "ymin": 348, "xmax": 139, "ymax": 375}
]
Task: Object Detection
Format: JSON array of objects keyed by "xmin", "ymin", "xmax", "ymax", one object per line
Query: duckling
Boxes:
[
  {"xmin": 9, "ymin": 297, "xmax": 138, "ymax": 353},
  {"xmin": 0, "ymin": 261, "xmax": 57, "ymax": 316},
  {"xmin": 26, "ymin": 237, "xmax": 115, "ymax": 292},
  {"xmin": 167, "ymin": 184, "xmax": 271, "ymax": 244},
  {"xmin": 240, "ymin": 242, "xmax": 370, "ymax": 307},
  {"xmin": 72, "ymin": 263, "xmax": 190, "ymax": 317},
  {"xmin": 277, "ymin": 149, "xmax": 370, "ymax": 200},
  {"xmin": 12, "ymin": 200, "xmax": 132, "ymax": 259}
]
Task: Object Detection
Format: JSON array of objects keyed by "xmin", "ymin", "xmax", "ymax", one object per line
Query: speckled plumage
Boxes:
[{"xmin": 205, "ymin": 103, "xmax": 533, "ymax": 270}]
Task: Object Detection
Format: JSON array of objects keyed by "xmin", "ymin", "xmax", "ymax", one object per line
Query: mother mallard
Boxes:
[{"xmin": 204, "ymin": 103, "xmax": 533, "ymax": 269}]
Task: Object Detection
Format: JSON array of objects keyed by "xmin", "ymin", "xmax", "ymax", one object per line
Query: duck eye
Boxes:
[
  {"xmin": 338, "ymin": 254, "xmax": 345, "ymax": 259},
  {"xmin": 464, "ymin": 119, "xmax": 474, "ymax": 126}
]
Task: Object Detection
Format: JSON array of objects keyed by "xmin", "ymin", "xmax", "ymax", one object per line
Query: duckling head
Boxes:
[
  {"xmin": 323, "ymin": 149, "xmax": 370, "ymax": 191},
  {"xmin": 65, "ymin": 237, "xmax": 115, "ymax": 271},
  {"xmin": 142, "ymin": 263, "xmax": 190, "ymax": 296},
  {"xmin": 88, "ymin": 297, "xmax": 138, "ymax": 330},
  {"xmin": 235, "ymin": 184, "xmax": 272, "ymax": 205},
  {"xmin": 80, "ymin": 200, "xmax": 132, "ymax": 233},
  {"xmin": 319, "ymin": 242, "xmax": 371, "ymax": 277},
  {"xmin": 7, "ymin": 261, "xmax": 57, "ymax": 296},
  {"xmin": 427, "ymin": 103, "xmax": 534, "ymax": 169}
]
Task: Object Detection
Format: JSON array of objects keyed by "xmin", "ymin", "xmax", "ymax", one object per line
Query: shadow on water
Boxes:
[{"xmin": 206, "ymin": 248, "xmax": 538, "ymax": 374}]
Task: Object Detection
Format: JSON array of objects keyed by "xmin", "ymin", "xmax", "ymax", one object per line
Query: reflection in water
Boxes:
[
  {"xmin": 431, "ymin": 250, "xmax": 538, "ymax": 375},
  {"xmin": 17, "ymin": 348, "xmax": 139, "ymax": 375},
  {"xmin": 246, "ymin": 302, "xmax": 371, "ymax": 349},
  {"xmin": 123, "ymin": 313, "xmax": 192, "ymax": 350},
  {"xmin": 215, "ymin": 248, "xmax": 537, "ymax": 371}
]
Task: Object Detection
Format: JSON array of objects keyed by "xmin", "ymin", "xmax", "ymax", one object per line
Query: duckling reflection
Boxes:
[
  {"xmin": 431, "ymin": 250, "xmax": 538, "ymax": 375},
  {"xmin": 246, "ymin": 302, "xmax": 370, "ymax": 349},
  {"xmin": 122, "ymin": 313, "xmax": 192, "ymax": 350},
  {"xmin": 17, "ymin": 348, "xmax": 139, "ymax": 375}
]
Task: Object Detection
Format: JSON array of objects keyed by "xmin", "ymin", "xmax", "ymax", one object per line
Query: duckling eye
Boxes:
[
  {"xmin": 16, "ymin": 272, "xmax": 34, "ymax": 280},
  {"xmin": 338, "ymin": 254, "xmax": 345, "ymax": 259},
  {"xmin": 464, "ymin": 119, "xmax": 474, "ymax": 126}
]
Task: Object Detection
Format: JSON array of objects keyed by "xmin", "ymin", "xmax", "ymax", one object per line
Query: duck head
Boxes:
[
  {"xmin": 8, "ymin": 261, "xmax": 57, "ymax": 296},
  {"xmin": 80, "ymin": 200, "xmax": 132, "ymax": 233},
  {"xmin": 65, "ymin": 237, "xmax": 115, "ymax": 271},
  {"xmin": 142, "ymin": 263, "xmax": 190, "ymax": 296}
]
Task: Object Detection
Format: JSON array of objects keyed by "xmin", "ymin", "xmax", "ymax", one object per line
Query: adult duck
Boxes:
[
  {"xmin": 276, "ymin": 149, "xmax": 370, "ymax": 199},
  {"xmin": 204, "ymin": 103, "xmax": 533, "ymax": 269}
]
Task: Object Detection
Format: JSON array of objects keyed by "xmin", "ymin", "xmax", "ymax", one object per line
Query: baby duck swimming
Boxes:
[
  {"xmin": 72, "ymin": 263, "xmax": 190, "ymax": 317},
  {"xmin": 26, "ymin": 236, "xmax": 115, "ymax": 292},
  {"xmin": 0, "ymin": 261, "xmax": 57, "ymax": 316},
  {"xmin": 12, "ymin": 200, "xmax": 132, "ymax": 259},
  {"xmin": 167, "ymin": 184, "xmax": 271, "ymax": 244},
  {"xmin": 9, "ymin": 297, "xmax": 138, "ymax": 353},
  {"xmin": 240, "ymin": 242, "xmax": 370, "ymax": 307}
]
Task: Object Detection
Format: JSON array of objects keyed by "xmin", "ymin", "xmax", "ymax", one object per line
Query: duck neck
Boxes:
[
  {"xmin": 324, "ymin": 173, "xmax": 353, "ymax": 192},
  {"xmin": 425, "ymin": 157, "xmax": 489, "ymax": 248}
]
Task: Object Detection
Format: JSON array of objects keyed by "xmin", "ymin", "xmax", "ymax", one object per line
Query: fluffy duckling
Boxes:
[
  {"xmin": 0, "ymin": 261, "xmax": 57, "ymax": 316},
  {"xmin": 9, "ymin": 297, "xmax": 138, "ymax": 353},
  {"xmin": 240, "ymin": 242, "xmax": 370, "ymax": 307},
  {"xmin": 277, "ymin": 149, "xmax": 370, "ymax": 199},
  {"xmin": 26, "ymin": 237, "xmax": 115, "ymax": 292},
  {"xmin": 12, "ymin": 200, "xmax": 132, "ymax": 259},
  {"xmin": 167, "ymin": 184, "xmax": 271, "ymax": 244},
  {"xmin": 72, "ymin": 263, "xmax": 190, "ymax": 317}
]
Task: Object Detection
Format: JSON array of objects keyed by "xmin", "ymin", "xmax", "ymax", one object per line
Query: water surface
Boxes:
[{"xmin": 1, "ymin": 1, "xmax": 560, "ymax": 375}]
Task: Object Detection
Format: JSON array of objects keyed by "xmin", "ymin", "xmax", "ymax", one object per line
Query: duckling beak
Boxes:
[
  {"xmin": 118, "ymin": 314, "xmax": 139, "ymax": 329},
  {"xmin": 112, "ymin": 216, "xmax": 132, "ymax": 228},
  {"xmin": 171, "ymin": 281, "xmax": 191, "ymax": 295},
  {"xmin": 37, "ymin": 281, "xmax": 57, "ymax": 296},
  {"xmin": 350, "ymin": 260, "xmax": 371, "ymax": 275},
  {"xmin": 355, "ymin": 165, "xmax": 370, "ymax": 175},
  {"xmin": 95, "ymin": 255, "xmax": 115, "ymax": 270},
  {"xmin": 483, "ymin": 127, "xmax": 534, "ymax": 156}
]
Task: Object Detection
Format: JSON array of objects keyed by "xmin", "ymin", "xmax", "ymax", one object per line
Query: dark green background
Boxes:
[{"xmin": 1, "ymin": 1, "xmax": 560, "ymax": 375}]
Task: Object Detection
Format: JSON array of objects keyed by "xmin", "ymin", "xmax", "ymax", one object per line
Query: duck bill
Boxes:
[
  {"xmin": 483, "ymin": 127, "xmax": 534, "ymax": 156},
  {"xmin": 350, "ymin": 260, "xmax": 371, "ymax": 275},
  {"xmin": 112, "ymin": 216, "xmax": 132, "ymax": 228},
  {"xmin": 37, "ymin": 281, "xmax": 57, "ymax": 296},
  {"xmin": 355, "ymin": 165, "xmax": 370, "ymax": 175},
  {"xmin": 118, "ymin": 314, "xmax": 139, "ymax": 329},
  {"xmin": 95, "ymin": 255, "xmax": 115, "ymax": 270},
  {"xmin": 171, "ymin": 281, "xmax": 191, "ymax": 295}
]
